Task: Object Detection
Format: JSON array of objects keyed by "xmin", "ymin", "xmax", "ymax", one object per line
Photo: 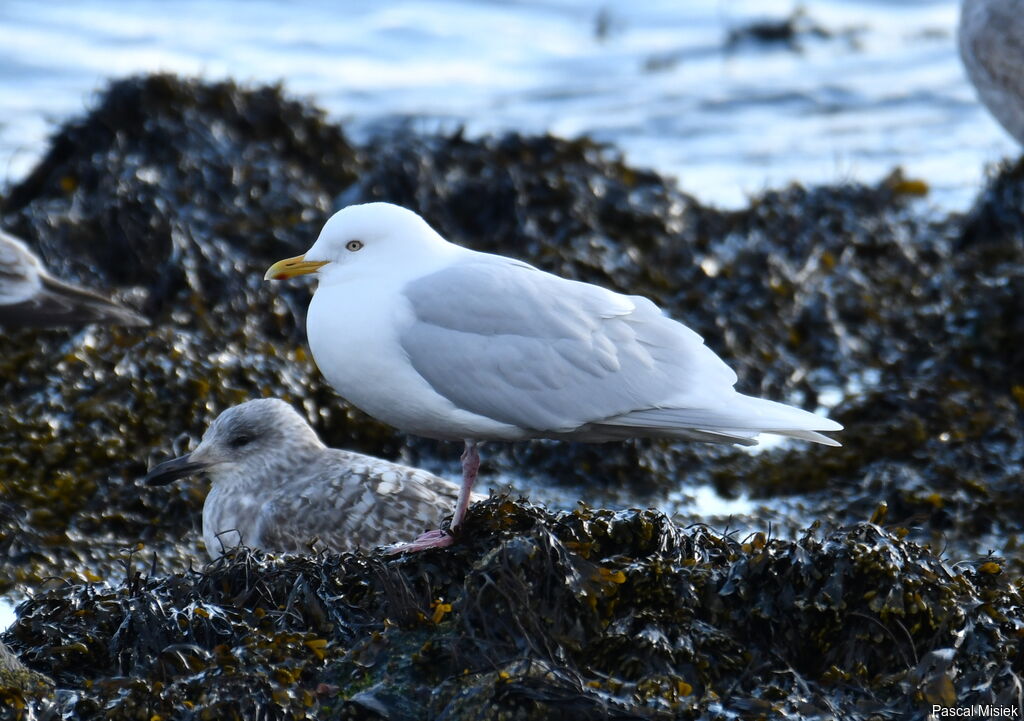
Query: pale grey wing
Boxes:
[
  {"xmin": 0, "ymin": 274, "xmax": 150, "ymax": 329},
  {"xmin": 255, "ymin": 453, "xmax": 464, "ymax": 553},
  {"xmin": 961, "ymin": 1, "xmax": 1024, "ymax": 142},
  {"xmin": 964, "ymin": 1, "xmax": 1024, "ymax": 88},
  {"xmin": 0, "ymin": 230, "xmax": 149, "ymax": 329},
  {"xmin": 399, "ymin": 259, "xmax": 738, "ymax": 434},
  {"xmin": 0, "ymin": 230, "xmax": 40, "ymax": 304}
]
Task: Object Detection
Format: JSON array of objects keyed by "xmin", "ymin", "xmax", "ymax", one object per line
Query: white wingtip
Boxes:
[{"xmin": 765, "ymin": 428, "xmax": 842, "ymax": 447}]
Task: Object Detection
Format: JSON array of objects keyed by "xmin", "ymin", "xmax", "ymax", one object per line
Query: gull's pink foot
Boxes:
[
  {"xmin": 385, "ymin": 440, "xmax": 481, "ymax": 555},
  {"xmin": 385, "ymin": 529, "xmax": 455, "ymax": 554}
]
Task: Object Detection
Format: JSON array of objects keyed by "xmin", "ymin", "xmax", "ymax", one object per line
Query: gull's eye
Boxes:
[
  {"xmin": 346, "ymin": 240, "xmax": 364, "ymax": 252},
  {"xmin": 229, "ymin": 434, "xmax": 252, "ymax": 449}
]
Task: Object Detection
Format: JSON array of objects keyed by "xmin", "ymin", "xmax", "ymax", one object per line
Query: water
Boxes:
[
  {"xmin": 0, "ymin": 0, "xmax": 1017, "ymax": 210},
  {"xmin": 0, "ymin": 597, "xmax": 15, "ymax": 631}
]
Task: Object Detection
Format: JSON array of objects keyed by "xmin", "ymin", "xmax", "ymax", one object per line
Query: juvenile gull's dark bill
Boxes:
[
  {"xmin": 0, "ymin": 229, "xmax": 149, "ymax": 328},
  {"xmin": 143, "ymin": 398, "xmax": 474, "ymax": 558},
  {"xmin": 264, "ymin": 202, "xmax": 843, "ymax": 551}
]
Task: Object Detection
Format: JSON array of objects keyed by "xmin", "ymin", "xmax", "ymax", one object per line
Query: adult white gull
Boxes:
[
  {"xmin": 264, "ymin": 202, "xmax": 842, "ymax": 551},
  {"xmin": 143, "ymin": 398, "xmax": 470, "ymax": 558}
]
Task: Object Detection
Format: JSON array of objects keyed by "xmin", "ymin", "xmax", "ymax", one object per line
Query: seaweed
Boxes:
[
  {"xmin": 5, "ymin": 500, "xmax": 1022, "ymax": 719},
  {"xmin": 1, "ymin": 73, "xmax": 1023, "ymax": 719}
]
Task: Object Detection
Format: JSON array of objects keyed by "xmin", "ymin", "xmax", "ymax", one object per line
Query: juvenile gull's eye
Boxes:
[
  {"xmin": 229, "ymin": 435, "xmax": 251, "ymax": 449},
  {"xmin": 346, "ymin": 240, "xmax": 364, "ymax": 252}
]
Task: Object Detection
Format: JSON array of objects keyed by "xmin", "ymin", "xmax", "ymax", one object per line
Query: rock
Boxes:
[{"xmin": 2, "ymin": 72, "xmax": 1023, "ymax": 719}]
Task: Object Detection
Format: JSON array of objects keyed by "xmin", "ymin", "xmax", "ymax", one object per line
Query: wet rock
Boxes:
[
  {"xmin": 0, "ymin": 638, "xmax": 54, "ymax": 717},
  {"xmin": 725, "ymin": 8, "xmax": 834, "ymax": 51},
  {"xmin": 5, "ymin": 499, "xmax": 1022, "ymax": 719},
  {"xmin": 1, "ymin": 72, "xmax": 1023, "ymax": 719},
  {"xmin": 0, "ymin": 75, "xmax": 384, "ymax": 594}
]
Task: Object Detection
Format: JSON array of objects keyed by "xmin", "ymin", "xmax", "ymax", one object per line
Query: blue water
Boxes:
[
  {"xmin": 0, "ymin": 0, "xmax": 1017, "ymax": 210},
  {"xmin": 0, "ymin": 598, "xmax": 14, "ymax": 631}
]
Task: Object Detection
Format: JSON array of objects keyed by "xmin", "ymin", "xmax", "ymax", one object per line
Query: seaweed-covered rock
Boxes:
[
  {"xmin": 4, "ymin": 500, "xmax": 1022, "ymax": 720},
  {"xmin": 0, "ymin": 639, "xmax": 54, "ymax": 718},
  {"xmin": 2, "ymin": 72, "xmax": 1024, "ymax": 719}
]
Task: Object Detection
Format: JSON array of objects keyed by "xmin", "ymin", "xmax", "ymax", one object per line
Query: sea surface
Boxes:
[
  {"xmin": 0, "ymin": 0, "xmax": 1018, "ymax": 210},
  {"xmin": 0, "ymin": 599, "xmax": 13, "ymax": 632}
]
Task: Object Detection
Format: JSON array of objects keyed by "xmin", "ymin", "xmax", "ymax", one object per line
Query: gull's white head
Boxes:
[
  {"xmin": 264, "ymin": 203, "xmax": 452, "ymax": 283},
  {"xmin": 143, "ymin": 398, "xmax": 325, "ymax": 488}
]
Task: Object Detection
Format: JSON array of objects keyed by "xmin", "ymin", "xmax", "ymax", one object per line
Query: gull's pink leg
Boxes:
[
  {"xmin": 386, "ymin": 440, "xmax": 479, "ymax": 555},
  {"xmin": 451, "ymin": 440, "xmax": 479, "ymax": 530}
]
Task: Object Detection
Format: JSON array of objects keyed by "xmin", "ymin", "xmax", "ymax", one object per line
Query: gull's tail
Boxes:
[{"xmin": 594, "ymin": 392, "xmax": 843, "ymax": 447}]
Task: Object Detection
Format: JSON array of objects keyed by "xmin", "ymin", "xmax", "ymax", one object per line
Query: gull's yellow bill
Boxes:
[{"xmin": 264, "ymin": 255, "xmax": 328, "ymax": 281}]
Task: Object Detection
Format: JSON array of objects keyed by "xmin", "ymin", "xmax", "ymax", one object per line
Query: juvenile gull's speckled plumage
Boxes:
[
  {"xmin": 143, "ymin": 398, "xmax": 472, "ymax": 558},
  {"xmin": 0, "ymin": 228, "xmax": 148, "ymax": 328}
]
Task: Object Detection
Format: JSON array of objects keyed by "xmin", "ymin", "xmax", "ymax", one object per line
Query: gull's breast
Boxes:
[{"xmin": 307, "ymin": 278, "xmax": 525, "ymax": 441}]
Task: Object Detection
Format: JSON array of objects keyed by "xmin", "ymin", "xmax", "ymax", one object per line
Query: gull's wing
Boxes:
[
  {"xmin": 960, "ymin": 0, "xmax": 1024, "ymax": 143},
  {"xmin": 0, "ymin": 274, "xmax": 151, "ymax": 329},
  {"xmin": 0, "ymin": 230, "xmax": 42, "ymax": 305},
  {"xmin": 255, "ymin": 452, "xmax": 465, "ymax": 553},
  {"xmin": 399, "ymin": 257, "xmax": 841, "ymax": 445},
  {"xmin": 400, "ymin": 258, "xmax": 739, "ymax": 435},
  {"xmin": 0, "ymin": 230, "xmax": 149, "ymax": 328}
]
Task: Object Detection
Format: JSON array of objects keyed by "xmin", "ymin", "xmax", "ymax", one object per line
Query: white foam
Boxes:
[
  {"xmin": 670, "ymin": 484, "xmax": 756, "ymax": 517},
  {"xmin": 0, "ymin": 597, "xmax": 17, "ymax": 632}
]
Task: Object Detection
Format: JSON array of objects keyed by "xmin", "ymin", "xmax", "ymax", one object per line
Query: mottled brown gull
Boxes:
[
  {"xmin": 143, "ymin": 398, "xmax": 472, "ymax": 558},
  {"xmin": 264, "ymin": 202, "xmax": 842, "ymax": 551},
  {"xmin": 0, "ymin": 228, "xmax": 148, "ymax": 328}
]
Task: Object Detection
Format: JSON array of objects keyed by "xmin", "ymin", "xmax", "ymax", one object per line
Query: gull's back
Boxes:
[{"xmin": 251, "ymin": 448, "xmax": 467, "ymax": 554}]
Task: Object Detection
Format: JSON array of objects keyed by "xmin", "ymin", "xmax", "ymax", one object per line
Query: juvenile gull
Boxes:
[
  {"xmin": 143, "ymin": 398, "xmax": 471, "ymax": 558},
  {"xmin": 264, "ymin": 202, "xmax": 843, "ymax": 551},
  {"xmin": 0, "ymin": 229, "xmax": 148, "ymax": 328},
  {"xmin": 960, "ymin": 0, "xmax": 1024, "ymax": 145}
]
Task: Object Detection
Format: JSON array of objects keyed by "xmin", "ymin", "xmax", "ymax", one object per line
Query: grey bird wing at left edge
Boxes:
[
  {"xmin": 0, "ymin": 231, "xmax": 39, "ymax": 302},
  {"xmin": 0, "ymin": 274, "xmax": 151, "ymax": 328},
  {"xmin": 399, "ymin": 258, "xmax": 738, "ymax": 433},
  {"xmin": 254, "ymin": 453, "xmax": 465, "ymax": 553},
  {"xmin": 0, "ymin": 230, "xmax": 149, "ymax": 328}
]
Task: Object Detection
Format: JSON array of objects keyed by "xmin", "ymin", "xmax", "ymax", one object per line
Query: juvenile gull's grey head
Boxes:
[{"xmin": 144, "ymin": 398, "xmax": 470, "ymax": 559}]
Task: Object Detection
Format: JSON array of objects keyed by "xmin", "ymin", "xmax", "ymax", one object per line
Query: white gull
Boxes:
[{"xmin": 264, "ymin": 202, "xmax": 842, "ymax": 551}]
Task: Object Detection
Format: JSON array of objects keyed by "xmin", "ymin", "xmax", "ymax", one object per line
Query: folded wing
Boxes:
[{"xmin": 400, "ymin": 258, "xmax": 840, "ymax": 445}]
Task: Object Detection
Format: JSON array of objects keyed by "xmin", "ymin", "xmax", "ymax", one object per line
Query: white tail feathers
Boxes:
[{"xmin": 598, "ymin": 392, "xmax": 843, "ymax": 447}]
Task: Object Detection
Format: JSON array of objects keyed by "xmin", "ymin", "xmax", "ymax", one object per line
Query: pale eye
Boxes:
[{"xmin": 346, "ymin": 240, "xmax": 364, "ymax": 252}]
